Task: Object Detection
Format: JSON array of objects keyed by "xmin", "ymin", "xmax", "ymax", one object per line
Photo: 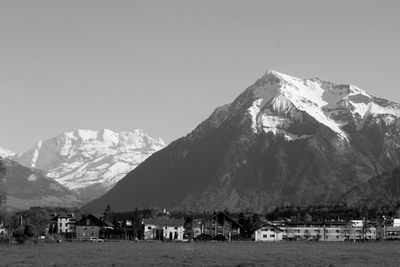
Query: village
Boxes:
[{"xmin": 2, "ymin": 207, "xmax": 400, "ymax": 245}]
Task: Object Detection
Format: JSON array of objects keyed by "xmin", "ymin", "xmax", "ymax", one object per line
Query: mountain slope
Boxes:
[
  {"xmin": 0, "ymin": 158, "xmax": 81, "ymax": 211},
  {"xmin": 15, "ymin": 129, "xmax": 165, "ymax": 202},
  {"xmin": 342, "ymin": 167, "xmax": 400, "ymax": 210},
  {"xmin": 83, "ymin": 70, "xmax": 400, "ymax": 213}
]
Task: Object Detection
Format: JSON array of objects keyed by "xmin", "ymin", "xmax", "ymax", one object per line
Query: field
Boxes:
[{"xmin": 1, "ymin": 241, "xmax": 400, "ymax": 266}]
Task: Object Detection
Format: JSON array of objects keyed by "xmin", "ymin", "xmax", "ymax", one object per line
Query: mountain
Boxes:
[
  {"xmin": 15, "ymin": 129, "xmax": 165, "ymax": 202},
  {"xmin": 0, "ymin": 158, "xmax": 81, "ymax": 211},
  {"xmin": 0, "ymin": 147, "xmax": 15, "ymax": 159},
  {"xmin": 342, "ymin": 167, "xmax": 400, "ymax": 211},
  {"xmin": 83, "ymin": 70, "xmax": 400, "ymax": 213}
]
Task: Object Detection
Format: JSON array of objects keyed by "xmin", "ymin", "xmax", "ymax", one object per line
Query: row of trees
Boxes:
[{"xmin": 265, "ymin": 204, "xmax": 400, "ymax": 223}]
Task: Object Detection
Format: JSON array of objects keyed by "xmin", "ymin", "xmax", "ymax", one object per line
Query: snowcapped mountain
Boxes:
[
  {"xmin": 15, "ymin": 129, "xmax": 165, "ymax": 202},
  {"xmin": 84, "ymin": 70, "xmax": 400, "ymax": 213},
  {"xmin": 203, "ymin": 70, "xmax": 400, "ymax": 142},
  {"xmin": 0, "ymin": 147, "xmax": 15, "ymax": 159}
]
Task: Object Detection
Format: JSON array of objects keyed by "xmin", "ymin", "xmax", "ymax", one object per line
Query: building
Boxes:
[
  {"xmin": 393, "ymin": 219, "xmax": 400, "ymax": 227},
  {"xmin": 74, "ymin": 214, "xmax": 113, "ymax": 240},
  {"xmin": 51, "ymin": 212, "xmax": 75, "ymax": 234},
  {"xmin": 385, "ymin": 226, "xmax": 400, "ymax": 240},
  {"xmin": 254, "ymin": 225, "xmax": 283, "ymax": 242},
  {"xmin": 143, "ymin": 218, "xmax": 185, "ymax": 241},
  {"xmin": 201, "ymin": 211, "xmax": 241, "ymax": 241},
  {"xmin": 280, "ymin": 221, "xmax": 347, "ymax": 241},
  {"xmin": 344, "ymin": 220, "xmax": 377, "ymax": 241}
]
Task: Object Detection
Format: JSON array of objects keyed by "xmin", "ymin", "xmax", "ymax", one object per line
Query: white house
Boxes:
[
  {"xmin": 144, "ymin": 218, "xmax": 185, "ymax": 241},
  {"xmin": 254, "ymin": 225, "xmax": 283, "ymax": 242},
  {"xmin": 52, "ymin": 213, "xmax": 75, "ymax": 234}
]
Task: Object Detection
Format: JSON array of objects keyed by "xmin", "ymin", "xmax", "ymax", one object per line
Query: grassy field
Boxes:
[{"xmin": 1, "ymin": 241, "xmax": 400, "ymax": 266}]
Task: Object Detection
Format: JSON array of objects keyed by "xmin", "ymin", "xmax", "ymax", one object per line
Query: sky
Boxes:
[{"xmin": 1, "ymin": 0, "xmax": 400, "ymax": 152}]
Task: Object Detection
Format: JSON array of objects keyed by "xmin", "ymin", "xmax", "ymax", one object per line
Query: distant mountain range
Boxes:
[
  {"xmin": 83, "ymin": 70, "xmax": 400, "ymax": 213},
  {"xmin": 0, "ymin": 156, "xmax": 80, "ymax": 211},
  {"xmin": 13, "ymin": 129, "xmax": 165, "ymax": 202}
]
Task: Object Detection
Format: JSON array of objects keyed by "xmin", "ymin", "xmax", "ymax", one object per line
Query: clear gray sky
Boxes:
[{"xmin": 1, "ymin": 0, "xmax": 400, "ymax": 152}]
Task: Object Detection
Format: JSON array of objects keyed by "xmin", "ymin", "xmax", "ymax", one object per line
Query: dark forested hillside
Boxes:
[{"xmin": 0, "ymin": 158, "xmax": 81, "ymax": 210}]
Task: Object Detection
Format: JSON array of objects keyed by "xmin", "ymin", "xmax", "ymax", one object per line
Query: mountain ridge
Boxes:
[{"xmin": 0, "ymin": 158, "xmax": 81, "ymax": 211}]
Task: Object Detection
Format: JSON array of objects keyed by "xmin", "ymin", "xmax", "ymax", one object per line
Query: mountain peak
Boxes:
[
  {"xmin": 264, "ymin": 69, "xmax": 284, "ymax": 77},
  {"xmin": 233, "ymin": 70, "xmax": 400, "ymax": 142},
  {"xmin": 0, "ymin": 147, "xmax": 15, "ymax": 158}
]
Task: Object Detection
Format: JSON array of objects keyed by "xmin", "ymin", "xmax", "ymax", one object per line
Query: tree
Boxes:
[
  {"xmin": 24, "ymin": 224, "xmax": 37, "ymax": 239},
  {"xmin": 104, "ymin": 205, "xmax": 112, "ymax": 222},
  {"xmin": 53, "ymin": 223, "xmax": 58, "ymax": 234},
  {"xmin": 13, "ymin": 227, "xmax": 25, "ymax": 244},
  {"xmin": 0, "ymin": 161, "xmax": 6, "ymax": 211},
  {"xmin": 302, "ymin": 213, "xmax": 313, "ymax": 222},
  {"xmin": 48, "ymin": 224, "xmax": 54, "ymax": 235},
  {"xmin": 183, "ymin": 217, "xmax": 194, "ymax": 240}
]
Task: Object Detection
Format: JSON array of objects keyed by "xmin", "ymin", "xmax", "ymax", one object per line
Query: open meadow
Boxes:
[{"xmin": 1, "ymin": 241, "xmax": 400, "ymax": 266}]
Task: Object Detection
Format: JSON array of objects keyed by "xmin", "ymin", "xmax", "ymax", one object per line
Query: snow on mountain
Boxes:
[
  {"xmin": 0, "ymin": 147, "xmax": 15, "ymax": 158},
  {"xmin": 14, "ymin": 129, "xmax": 166, "ymax": 202},
  {"xmin": 84, "ymin": 70, "xmax": 400, "ymax": 213},
  {"xmin": 232, "ymin": 70, "xmax": 400, "ymax": 142}
]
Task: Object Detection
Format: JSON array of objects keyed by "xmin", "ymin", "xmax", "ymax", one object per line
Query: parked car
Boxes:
[{"xmin": 89, "ymin": 237, "xmax": 104, "ymax": 242}]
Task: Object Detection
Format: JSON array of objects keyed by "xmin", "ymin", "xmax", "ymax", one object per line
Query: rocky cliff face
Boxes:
[
  {"xmin": 15, "ymin": 129, "xmax": 165, "ymax": 202},
  {"xmin": 83, "ymin": 70, "xmax": 400, "ymax": 213}
]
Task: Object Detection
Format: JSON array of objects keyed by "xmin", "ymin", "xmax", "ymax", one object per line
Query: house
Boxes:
[
  {"xmin": 201, "ymin": 211, "xmax": 241, "ymax": 241},
  {"xmin": 143, "ymin": 218, "xmax": 185, "ymax": 241},
  {"xmin": 74, "ymin": 214, "xmax": 113, "ymax": 240},
  {"xmin": 51, "ymin": 212, "xmax": 75, "ymax": 234},
  {"xmin": 280, "ymin": 221, "xmax": 347, "ymax": 241},
  {"xmin": 0, "ymin": 221, "xmax": 7, "ymax": 237},
  {"xmin": 254, "ymin": 225, "xmax": 283, "ymax": 242}
]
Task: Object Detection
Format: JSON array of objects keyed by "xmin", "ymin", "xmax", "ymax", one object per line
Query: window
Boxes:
[
  {"xmin": 175, "ymin": 227, "xmax": 178, "ymax": 230},
  {"xmin": 336, "ymin": 236, "xmax": 339, "ymax": 239},
  {"xmin": 147, "ymin": 226, "xmax": 151, "ymax": 230},
  {"xmin": 263, "ymin": 235, "xmax": 267, "ymax": 238},
  {"xmin": 270, "ymin": 235, "xmax": 275, "ymax": 238}
]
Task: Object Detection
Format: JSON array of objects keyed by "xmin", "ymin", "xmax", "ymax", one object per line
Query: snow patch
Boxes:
[
  {"xmin": 27, "ymin": 174, "xmax": 37, "ymax": 181},
  {"xmin": 0, "ymin": 147, "xmax": 15, "ymax": 158}
]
